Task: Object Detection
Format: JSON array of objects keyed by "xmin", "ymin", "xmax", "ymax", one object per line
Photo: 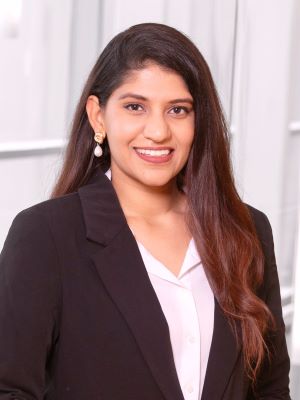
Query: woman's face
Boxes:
[{"xmin": 88, "ymin": 62, "xmax": 195, "ymax": 189}]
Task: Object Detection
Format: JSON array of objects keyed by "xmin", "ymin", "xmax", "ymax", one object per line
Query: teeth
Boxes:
[{"xmin": 135, "ymin": 148, "xmax": 171, "ymax": 156}]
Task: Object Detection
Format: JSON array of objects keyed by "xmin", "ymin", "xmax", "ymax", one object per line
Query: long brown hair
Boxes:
[{"xmin": 51, "ymin": 22, "xmax": 274, "ymax": 381}]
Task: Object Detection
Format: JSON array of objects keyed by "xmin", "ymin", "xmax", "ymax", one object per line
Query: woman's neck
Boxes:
[{"xmin": 109, "ymin": 168, "xmax": 186, "ymax": 220}]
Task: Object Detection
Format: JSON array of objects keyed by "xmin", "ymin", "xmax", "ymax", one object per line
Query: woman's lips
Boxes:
[{"xmin": 133, "ymin": 147, "xmax": 174, "ymax": 164}]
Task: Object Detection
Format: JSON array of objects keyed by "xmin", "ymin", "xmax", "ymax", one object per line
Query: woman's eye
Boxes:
[
  {"xmin": 124, "ymin": 103, "xmax": 144, "ymax": 112},
  {"xmin": 170, "ymin": 106, "xmax": 190, "ymax": 115}
]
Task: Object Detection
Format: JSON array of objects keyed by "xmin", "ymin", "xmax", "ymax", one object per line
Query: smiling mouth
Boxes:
[{"xmin": 133, "ymin": 147, "xmax": 174, "ymax": 157}]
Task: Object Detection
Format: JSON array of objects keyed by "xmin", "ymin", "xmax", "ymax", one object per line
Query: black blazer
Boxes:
[{"xmin": 0, "ymin": 168, "xmax": 290, "ymax": 399}]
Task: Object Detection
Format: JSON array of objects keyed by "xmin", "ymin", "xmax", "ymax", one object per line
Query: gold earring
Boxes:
[{"xmin": 94, "ymin": 131, "xmax": 106, "ymax": 157}]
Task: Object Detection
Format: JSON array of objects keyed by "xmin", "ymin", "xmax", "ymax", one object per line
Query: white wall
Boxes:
[
  {"xmin": 230, "ymin": 0, "xmax": 300, "ymax": 290},
  {"xmin": 288, "ymin": 0, "xmax": 300, "ymax": 367},
  {"xmin": 0, "ymin": 0, "xmax": 72, "ymax": 245}
]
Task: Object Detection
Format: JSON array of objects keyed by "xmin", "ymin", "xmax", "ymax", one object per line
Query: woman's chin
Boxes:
[{"xmin": 134, "ymin": 174, "xmax": 178, "ymax": 190}]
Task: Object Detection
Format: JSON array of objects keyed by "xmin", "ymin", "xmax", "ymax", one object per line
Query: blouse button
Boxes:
[
  {"xmin": 185, "ymin": 383, "xmax": 194, "ymax": 393},
  {"xmin": 187, "ymin": 334, "xmax": 196, "ymax": 343}
]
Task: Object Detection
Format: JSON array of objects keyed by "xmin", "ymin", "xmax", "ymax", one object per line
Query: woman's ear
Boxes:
[{"xmin": 86, "ymin": 95, "xmax": 105, "ymax": 132}]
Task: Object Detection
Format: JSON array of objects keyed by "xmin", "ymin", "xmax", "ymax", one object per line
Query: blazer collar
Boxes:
[
  {"xmin": 78, "ymin": 167, "xmax": 241, "ymax": 400},
  {"xmin": 78, "ymin": 167, "xmax": 127, "ymax": 245}
]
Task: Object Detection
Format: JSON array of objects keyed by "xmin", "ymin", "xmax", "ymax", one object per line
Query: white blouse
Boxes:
[{"xmin": 104, "ymin": 169, "xmax": 214, "ymax": 400}]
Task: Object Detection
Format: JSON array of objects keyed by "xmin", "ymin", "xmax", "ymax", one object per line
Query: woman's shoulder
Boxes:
[
  {"xmin": 244, "ymin": 202, "xmax": 273, "ymax": 241},
  {"xmin": 16, "ymin": 191, "xmax": 81, "ymax": 221},
  {"xmin": 244, "ymin": 203, "xmax": 277, "ymax": 285},
  {"xmin": 243, "ymin": 202, "xmax": 276, "ymax": 272},
  {"xmin": 5, "ymin": 191, "xmax": 83, "ymax": 248},
  {"xmin": 244, "ymin": 202, "xmax": 269, "ymax": 223}
]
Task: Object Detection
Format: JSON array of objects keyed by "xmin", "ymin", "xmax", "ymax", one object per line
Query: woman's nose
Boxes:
[{"xmin": 142, "ymin": 113, "xmax": 171, "ymax": 142}]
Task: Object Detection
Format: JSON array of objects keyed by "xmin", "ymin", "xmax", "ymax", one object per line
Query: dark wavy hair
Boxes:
[{"xmin": 51, "ymin": 22, "xmax": 274, "ymax": 382}]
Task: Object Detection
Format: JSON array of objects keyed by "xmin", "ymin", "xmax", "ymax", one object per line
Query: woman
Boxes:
[{"xmin": 0, "ymin": 22, "xmax": 290, "ymax": 399}]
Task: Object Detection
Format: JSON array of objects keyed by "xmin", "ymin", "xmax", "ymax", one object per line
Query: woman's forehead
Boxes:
[{"xmin": 111, "ymin": 64, "xmax": 192, "ymax": 100}]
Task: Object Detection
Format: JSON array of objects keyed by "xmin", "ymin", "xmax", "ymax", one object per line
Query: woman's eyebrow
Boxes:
[
  {"xmin": 118, "ymin": 93, "xmax": 147, "ymax": 101},
  {"xmin": 170, "ymin": 98, "xmax": 193, "ymax": 105},
  {"xmin": 118, "ymin": 92, "xmax": 193, "ymax": 104}
]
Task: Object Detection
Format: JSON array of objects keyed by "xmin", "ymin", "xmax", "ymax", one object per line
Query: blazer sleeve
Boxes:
[
  {"xmin": 251, "ymin": 211, "xmax": 291, "ymax": 399},
  {"xmin": 0, "ymin": 208, "xmax": 61, "ymax": 399}
]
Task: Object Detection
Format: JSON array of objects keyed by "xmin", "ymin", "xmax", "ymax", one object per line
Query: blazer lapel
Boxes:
[
  {"xmin": 201, "ymin": 299, "xmax": 241, "ymax": 400},
  {"xmin": 78, "ymin": 168, "xmax": 185, "ymax": 400}
]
